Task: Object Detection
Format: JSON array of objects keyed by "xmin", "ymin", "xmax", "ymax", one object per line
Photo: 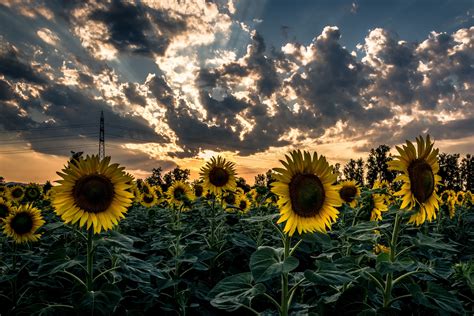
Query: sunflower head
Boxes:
[
  {"xmin": 140, "ymin": 192, "xmax": 157, "ymax": 208},
  {"xmin": 373, "ymin": 243, "xmax": 390, "ymax": 255},
  {"xmin": 0, "ymin": 197, "xmax": 13, "ymax": 220},
  {"xmin": 339, "ymin": 180, "xmax": 360, "ymax": 208},
  {"xmin": 271, "ymin": 150, "xmax": 342, "ymax": 236},
  {"xmin": 236, "ymin": 194, "xmax": 251, "ymax": 214},
  {"xmin": 24, "ymin": 184, "xmax": 43, "ymax": 202},
  {"xmin": 53, "ymin": 155, "xmax": 134, "ymax": 234},
  {"xmin": 3, "ymin": 204, "xmax": 45, "ymax": 243},
  {"xmin": 389, "ymin": 135, "xmax": 441, "ymax": 225},
  {"xmin": 369, "ymin": 192, "xmax": 389, "ymax": 221},
  {"xmin": 455, "ymin": 191, "xmax": 464, "ymax": 205},
  {"xmin": 0, "ymin": 185, "xmax": 6, "ymax": 197},
  {"xmin": 167, "ymin": 181, "xmax": 194, "ymax": 207},
  {"xmin": 193, "ymin": 183, "xmax": 204, "ymax": 198},
  {"xmin": 200, "ymin": 156, "xmax": 237, "ymax": 195},
  {"xmin": 8, "ymin": 185, "xmax": 25, "ymax": 203}
]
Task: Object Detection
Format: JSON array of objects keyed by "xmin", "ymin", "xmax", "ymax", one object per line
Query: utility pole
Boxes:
[{"xmin": 99, "ymin": 111, "xmax": 105, "ymax": 159}]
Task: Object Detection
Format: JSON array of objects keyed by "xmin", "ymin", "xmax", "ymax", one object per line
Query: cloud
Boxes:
[{"xmin": 0, "ymin": 40, "xmax": 47, "ymax": 84}]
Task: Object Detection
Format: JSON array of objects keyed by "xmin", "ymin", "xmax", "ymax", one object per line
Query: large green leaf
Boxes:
[
  {"xmin": 77, "ymin": 283, "xmax": 122, "ymax": 315},
  {"xmin": 304, "ymin": 261, "xmax": 354, "ymax": 286},
  {"xmin": 209, "ymin": 272, "xmax": 266, "ymax": 312},
  {"xmin": 249, "ymin": 246, "xmax": 299, "ymax": 282}
]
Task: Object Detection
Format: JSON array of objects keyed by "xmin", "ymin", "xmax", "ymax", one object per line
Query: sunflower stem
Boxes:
[
  {"xmin": 383, "ymin": 211, "xmax": 402, "ymax": 308},
  {"xmin": 86, "ymin": 228, "xmax": 94, "ymax": 292},
  {"xmin": 280, "ymin": 234, "xmax": 290, "ymax": 316}
]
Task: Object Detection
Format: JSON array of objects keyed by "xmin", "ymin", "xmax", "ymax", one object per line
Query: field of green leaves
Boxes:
[{"xmin": 0, "ymin": 136, "xmax": 473, "ymax": 315}]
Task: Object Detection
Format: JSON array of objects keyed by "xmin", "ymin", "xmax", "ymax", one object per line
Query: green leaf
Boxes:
[
  {"xmin": 77, "ymin": 283, "xmax": 122, "ymax": 315},
  {"xmin": 304, "ymin": 261, "xmax": 354, "ymax": 286},
  {"xmin": 424, "ymin": 282, "xmax": 464, "ymax": 314},
  {"xmin": 413, "ymin": 233, "xmax": 458, "ymax": 252},
  {"xmin": 209, "ymin": 273, "xmax": 266, "ymax": 312},
  {"xmin": 249, "ymin": 247, "xmax": 299, "ymax": 282}
]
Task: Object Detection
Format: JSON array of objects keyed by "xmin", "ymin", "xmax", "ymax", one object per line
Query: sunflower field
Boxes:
[{"xmin": 0, "ymin": 135, "xmax": 473, "ymax": 315}]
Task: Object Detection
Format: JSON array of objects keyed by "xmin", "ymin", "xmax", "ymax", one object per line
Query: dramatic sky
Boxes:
[{"xmin": 0, "ymin": 0, "xmax": 473, "ymax": 183}]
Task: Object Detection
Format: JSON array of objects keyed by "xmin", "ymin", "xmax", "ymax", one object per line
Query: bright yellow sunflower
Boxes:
[
  {"xmin": 52, "ymin": 155, "xmax": 134, "ymax": 234},
  {"xmin": 236, "ymin": 194, "xmax": 251, "ymax": 214},
  {"xmin": 338, "ymin": 180, "xmax": 360, "ymax": 208},
  {"xmin": 455, "ymin": 191, "xmax": 464, "ymax": 206},
  {"xmin": 373, "ymin": 243, "xmax": 390, "ymax": 255},
  {"xmin": 271, "ymin": 150, "xmax": 342, "ymax": 236},
  {"xmin": 388, "ymin": 135, "xmax": 441, "ymax": 225},
  {"xmin": 0, "ymin": 197, "xmax": 14, "ymax": 220},
  {"xmin": 140, "ymin": 192, "xmax": 158, "ymax": 207},
  {"xmin": 222, "ymin": 191, "xmax": 238, "ymax": 211},
  {"xmin": 200, "ymin": 156, "xmax": 237, "ymax": 195},
  {"xmin": 167, "ymin": 181, "xmax": 194, "ymax": 206},
  {"xmin": 369, "ymin": 191, "xmax": 389, "ymax": 221},
  {"xmin": 3, "ymin": 204, "xmax": 45, "ymax": 243},
  {"xmin": 8, "ymin": 185, "xmax": 25, "ymax": 203},
  {"xmin": 153, "ymin": 186, "xmax": 165, "ymax": 203}
]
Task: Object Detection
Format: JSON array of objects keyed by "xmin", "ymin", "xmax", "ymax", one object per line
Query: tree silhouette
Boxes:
[
  {"xmin": 459, "ymin": 154, "xmax": 473, "ymax": 191},
  {"xmin": 438, "ymin": 153, "xmax": 461, "ymax": 191},
  {"xmin": 146, "ymin": 167, "xmax": 164, "ymax": 187},
  {"xmin": 163, "ymin": 166, "xmax": 191, "ymax": 191},
  {"xmin": 343, "ymin": 158, "xmax": 364, "ymax": 185},
  {"xmin": 254, "ymin": 174, "xmax": 265, "ymax": 187},
  {"xmin": 236, "ymin": 177, "xmax": 251, "ymax": 193},
  {"xmin": 366, "ymin": 145, "xmax": 395, "ymax": 187}
]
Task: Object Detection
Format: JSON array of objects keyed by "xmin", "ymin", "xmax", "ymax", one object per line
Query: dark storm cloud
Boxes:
[
  {"xmin": 0, "ymin": 41, "xmax": 46, "ymax": 84},
  {"xmin": 0, "ymin": 79, "xmax": 14, "ymax": 100},
  {"xmin": 123, "ymin": 83, "xmax": 147, "ymax": 107},
  {"xmin": 90, "ymin": 0, "xmax": 186, "ymax": 56}
]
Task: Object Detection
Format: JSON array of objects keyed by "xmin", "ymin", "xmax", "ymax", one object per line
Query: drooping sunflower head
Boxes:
[
  {"xmin": 338, "ymin": 180, "xmax": 360, "ymax": 208},
  {"xmin": 167, "ymin": 181, "xmax": 194, "ymax": 206},
  {"xmin": 24, "ymin": 184, "xmax": 43, "ymax": 202},
  {"xmin": 388, "ymin": 135, "xmax": 441, "ymax": 225},
  {"xmin": 52, "ymin": 155, "xmax": 134, "ymax": 234},
  {"xmin": 271, "ymin": 150, "xmax": 342, "ymax": 236},
  {"xmin": 200, "ymin": 156, "xmax": 237, "ymax": 195},
  {"xmin": 369, "ymin": 192, "xmax": 389, "ymax": 221},
  {"xmin": 3, "ymin": 204, "xmax": 45, "ymax": 243},
  {"xmin": 8, "ymin": 185, "xmax": 25, "ymax": 203},
  {"xmin": 0, "ymin": 197, "xmax": 13, "ymax": 220}
]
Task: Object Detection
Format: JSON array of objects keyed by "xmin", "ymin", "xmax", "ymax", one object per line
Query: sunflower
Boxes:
[
  {"xmin": 236, "ymin": 194, "xmax": 251, "ymax": 214},
  {"xmin": 271, "ymin": 150, "xmax": 342, "ymax": 236},
  {"xmin": 369, "ymin": 191, "xmax": 389, "ymax": 221},
  {"xmin": 455, "ymin": 191, "xmax": 464, "ymax": 205},
  {"xmin": 0, "ymin": 185, "xmax": 6, "ymax": 197},
  {"xmin": 140, "ymin": 192, "xmax": 158, "ymax": 208},
  {"xmin": 167, "ymin": 181, "xmax": 193, "ymax": 206},
  {"xmin": 24, "ymin": 184, "xmax": 43, "ymax": 202},
  {"xmin": 8, "ymin": 185, "xmax": 25, "ymax": 203},
  {"xmin": 193, "ymin": 183, "xmax": 204, "ymax": 198},
  {"xmin": 373, "ymin": 243, "xmax": 390, "ymax": 255},
  {"xmin": 464, "ymin": 191, "xmax": 473, "ymax": 206},
  {"xmin": 440, "ymin": 190, "xmax": 452, "ymax": 204},
  {"xmin": 153, "ymin": 186, "xmax": 165, "ymax": 203},
  {"xmin": 140, "ymin": 182, "xmax": 153, "ymax": 195},
  {"xmin": 200, "ymin": 156, "xmax": 237, "ymax": 195},
  {"xmin": 52, "ymin": 155, "xmax": 134, "ymax": 234},
  {"xmin": 338, "ymin": 180, "xmax": 360, "ymax": 208},
  {"xmin": 388, "ymin": 135, "xmax": 441, "ymax": 225},
  {"xmin": 0, "ymin": 197, "xmax": 14, "ymax": 220},
  {"xmin": 3, "ymin": 204, "xmax": 45, "ymax": 243},
  {"xmin": 222, "ymin": 191, "xmax": 238, "ymax": 211}
]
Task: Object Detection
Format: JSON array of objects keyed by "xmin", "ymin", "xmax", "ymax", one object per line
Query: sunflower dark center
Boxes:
[
  {"xmin": 209, "ymin": 167, "xmax": 229, "ymax": 187},
  {"xmin": 407, "ymin": 160, "xmax": 434, "ymax": 203},
  {"xmin": 11, "ymin": 188, "xmax": 24, "ymax": 198},
  {"xmin": 457, "ymin": 194, "xmax": 463, "ymax": 203},
  {"xmin": 340, "ymin": 186, "xmax": 357, "ymax": 203},
  {"xmin": 0, "ymin": 204, "xmax": 9, "ymax": 218},
  {"xmin": 289, "ymin": 174, "xmax": 325, "ymax": 217},
  {"xmin": 11, "ymin": 212, "xmax": 33, "ymax": 234},
  {"xmin": 73, "ymin": 174, "xmax": 115, "ymax": 213},
  {"xmin": 26, "ymin": 188, "xmax": 40, "ymax": 198},
  {"xmin": 143, "ymin": 194, "xmax": 154, "ymax": 203},
  {"xmin": 224, "ymin": 193, "xmax": 236, "ymax": 205},
  {"xmin": 194, "ymin": 185, "xmax": 203, "ymax": 197},
  {"xmin": 173, "ymin": 187, "xmax": 185, "ymax": 200},
  {"xmin": 239, "ymin": 200, "xmax": 247, "ymax": 210}
]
